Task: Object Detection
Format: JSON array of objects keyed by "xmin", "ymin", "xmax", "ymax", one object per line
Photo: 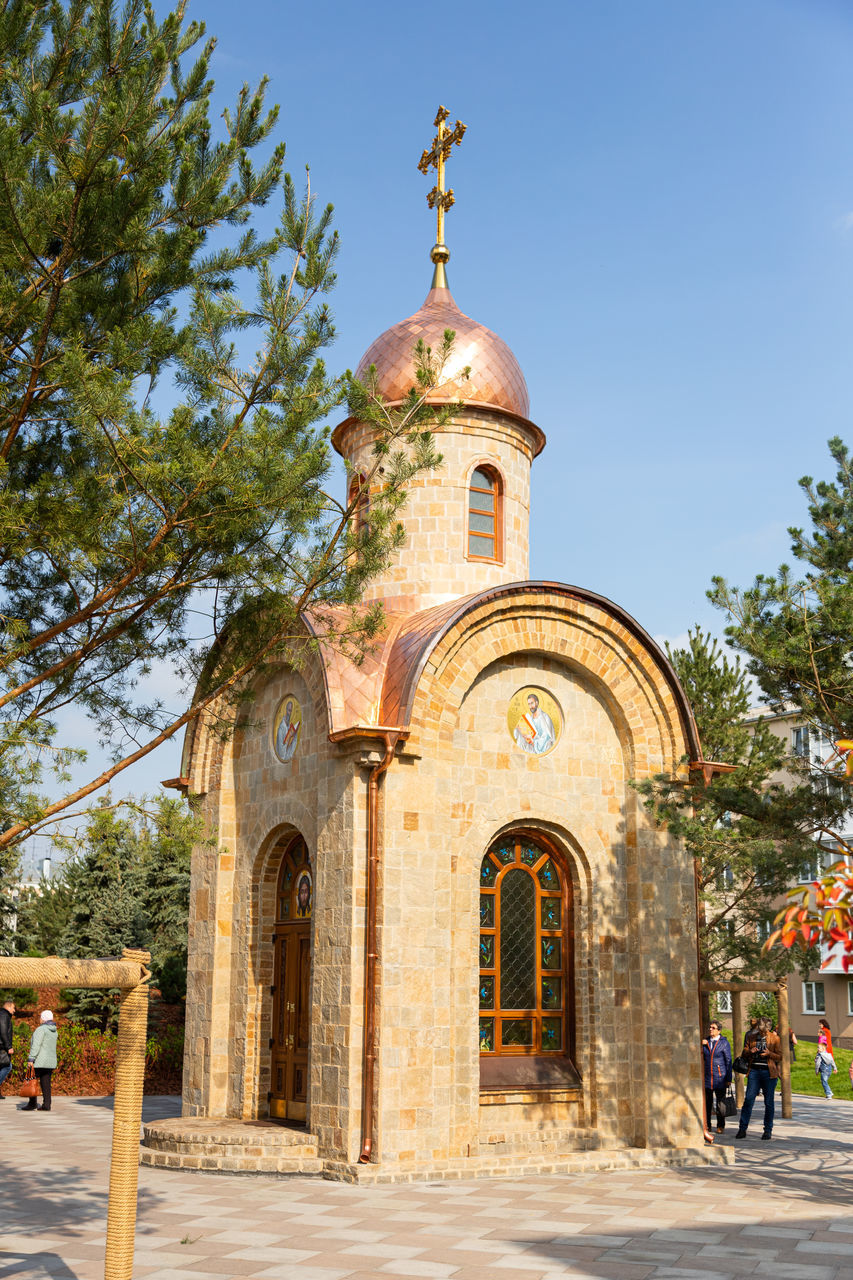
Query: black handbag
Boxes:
[
  {"xmin": 724, "ymin": 1087, "xmax": 737, "ymax": 1116},
  {"xmin": 732, "ymin": 1054, "xmax": 749, "ymax": 1075}
]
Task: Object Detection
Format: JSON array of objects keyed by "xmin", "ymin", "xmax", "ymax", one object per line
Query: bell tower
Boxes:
[{"xmin": 332, "ymin": 107, "xmax": 546, "ymax": 612}]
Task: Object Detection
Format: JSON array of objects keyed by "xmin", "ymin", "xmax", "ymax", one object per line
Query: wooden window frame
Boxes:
[
  {"xmin": 466, "ymin": 465, "xmax": 503, "ymax": 564},
  {"xmin": 478, "ymin": 830, "xmax": 574, "ymax": 1065},
  {"xmin": 348, "ymin": 472, "xmax": 369, "ymax": 541},
  {"xmin": 275, "ymin": 835, "xmax": 312, "ymax": 924}
]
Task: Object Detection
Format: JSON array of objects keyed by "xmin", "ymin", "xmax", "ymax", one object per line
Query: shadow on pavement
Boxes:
[
  {"xmin": 69, "ymin": 1093, "xmax": 181, "ymax": 1121},
  {"xmin": 0, "ymin": 1251, "xmax": 83, "ymax": 1279}
]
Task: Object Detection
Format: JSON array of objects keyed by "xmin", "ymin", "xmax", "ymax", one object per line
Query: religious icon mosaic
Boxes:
[
  {"xmin": 272, "ymin": 694, "xmax": 302, "ymax": 764},
  {"xmin": 506, "ymin": 686, "xmax": 562, "ymax": 757}
]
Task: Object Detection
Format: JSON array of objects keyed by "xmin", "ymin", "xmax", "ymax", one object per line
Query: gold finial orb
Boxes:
[{"xmin": 418, "ymin": 105, "xmax": 465, "ymax": 272}]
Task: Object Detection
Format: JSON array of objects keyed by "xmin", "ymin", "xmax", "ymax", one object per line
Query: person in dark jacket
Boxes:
[
  {"xmin": 702, "ymin": 1020, "xmax": 733, "ymax": 1133},
  {"xmin": 0, "ymin": 998, "xmax": 14, "ymax": 1097},
  {"xmin": 736, "ymin": 1016, "xmax": 783, "ymax": 1140}
]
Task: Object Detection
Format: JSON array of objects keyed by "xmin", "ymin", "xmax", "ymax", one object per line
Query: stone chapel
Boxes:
[{"xmin": 142, "ymin": 119, "xmax": 722, "ymax": 1182}]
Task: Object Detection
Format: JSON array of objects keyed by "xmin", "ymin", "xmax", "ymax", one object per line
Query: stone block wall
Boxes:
[
  {"xmin": 181, "ymin": 585, "xmax": 705, "ymax": 1176},
  {"xmin": 336, "ymin": 408, "xmax": 535, "ymax": 608}
]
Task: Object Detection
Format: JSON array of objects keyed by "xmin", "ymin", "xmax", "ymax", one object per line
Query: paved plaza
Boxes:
[{"xmin": 2, "ymin": 1093, "xmax": 853, "ymax": 1280}]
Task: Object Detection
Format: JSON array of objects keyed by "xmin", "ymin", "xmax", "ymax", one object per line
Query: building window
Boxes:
[
  {"xmin": 348, "ymin": 473, "xmax": 369, "ymax": 540},
  {"xmin": 848, "ymin": 980, "xmax": 853, "ymax": 1017},
  {"xmin": 792, "ymin": 726, "xmax": 811, "ymax": 759},
  {"xmin": 467, "ymin": 466, "xmax": 502, "ymax": 562},
  {"xmin": 479, "ymin": 833, "xmax": 571, "ymax": 1058},
  {"xmin": 757, "ymin": 917, "xmax": 774, "ymax": 943},
  {"xmin": 799, "ymin": 844, "xmax": 844, "ymax": 884},
  {"xmin": 803, "ymin": 981, "xmax": 826, "ymax": 1014},
  {"xmin": 716, "ymin": 990, "xmax": 732, "ymax": 1015}
]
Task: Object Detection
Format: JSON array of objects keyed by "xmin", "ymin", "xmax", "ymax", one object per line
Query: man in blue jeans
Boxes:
[
  {"xmin": 736, "ymin": 1016, "xmax": 782, "ymax": 1140},
  {"xmin": 0, "ymin": 998, "xmax": 15, "ymax": 1096}
]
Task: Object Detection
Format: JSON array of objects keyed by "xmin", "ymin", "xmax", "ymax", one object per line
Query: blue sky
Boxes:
[{"xmin": 35, "ymin": 0, "xmax": 853, "ymax": 838}]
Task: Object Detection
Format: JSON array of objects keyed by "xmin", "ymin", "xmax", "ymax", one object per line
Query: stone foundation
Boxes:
[{"xmin": 141, "ymin": 1119, "xmax": 731, "ymax": 1181}]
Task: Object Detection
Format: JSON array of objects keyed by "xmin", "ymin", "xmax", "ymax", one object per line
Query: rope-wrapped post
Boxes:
[{"xmin": 104, "ymin": 947, "xmax": 151, "ymax": 1280}]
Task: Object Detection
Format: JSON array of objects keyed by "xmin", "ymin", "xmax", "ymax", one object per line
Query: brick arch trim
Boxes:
[{"xmin": 379, "ymin": 581, "xmax": 701, "ymax": 763}]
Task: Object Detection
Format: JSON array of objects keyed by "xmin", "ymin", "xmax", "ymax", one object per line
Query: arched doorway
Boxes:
[{"xmin": 270, "ymin": 836, "xmax": 313, "ymax": 1121}]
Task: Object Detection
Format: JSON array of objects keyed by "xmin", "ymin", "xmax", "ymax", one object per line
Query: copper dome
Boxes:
[{"xmin": 355, "ymin": 282, "xmax": 530, "ymax": 420}]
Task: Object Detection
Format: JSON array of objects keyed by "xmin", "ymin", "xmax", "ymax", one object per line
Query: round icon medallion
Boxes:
[
  {"xmin": 507, "ymin": 686, "xmax": 562, "ymax": 757},
  {"xmin": 272, "ymin": 694, "xmax": 302, "ymax": 763}
]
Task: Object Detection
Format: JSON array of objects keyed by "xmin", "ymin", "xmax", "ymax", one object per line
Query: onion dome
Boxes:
[{"xmin": 355, "ymin": 277, "xmax": 530, "ymax": 421}]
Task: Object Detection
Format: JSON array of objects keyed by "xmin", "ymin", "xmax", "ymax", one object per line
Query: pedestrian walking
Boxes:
[
  {"xmin": 21, "ymin": 1010, "xmax": 57, "ymax": 1112},
  {"xmin": 815, "ymin": 1018, "xmax": 837, "ymax": 1099},
  {"xmin": 702, "ymin": 1020, "xmax": 733, "ymax": 1136},
  {"xmin": 0, "ymin": 998, "xmax": 14, "ymax": 1097},
  {"xmin": 736, "ymin": 1016, "xmax": 782, "ymax": 1141},
  {"xmin": 789, "ymin": 1027, "xmax": 797, "ymax": 1062}
]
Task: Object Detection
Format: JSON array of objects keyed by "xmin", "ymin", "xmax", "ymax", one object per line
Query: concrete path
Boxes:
[{"xmin": 2, "ymin": 1093, "xmax": 853, "ymax": 1280}]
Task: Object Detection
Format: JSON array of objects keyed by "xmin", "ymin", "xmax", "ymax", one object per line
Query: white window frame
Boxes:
[
  {"xmin": 803, "ymin": 980, "xmax": 826, "ymax": 1015},
  {"xmin": 716, "ymin": 990, "xmax": 732, "ymax": 1014},
  {"xmin": 848, "ymin": 980, "xmax": 853, "ymax": 1018}
]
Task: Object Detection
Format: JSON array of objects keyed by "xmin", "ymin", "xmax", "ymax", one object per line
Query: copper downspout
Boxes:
[
  {"xmin": 359, "ymin": 731, "xmax": 399, "ymax": 1162},
  {"xmin": 329, "ymin": 726, "xmax": 406, "ymax": 1165}
]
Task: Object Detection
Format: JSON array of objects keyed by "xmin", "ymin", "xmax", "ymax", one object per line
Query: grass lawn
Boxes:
[
  {"xmin": 720, "ymin": 1030, "xmax": 853, "ymax": 1099},
  {"xmin": 790, "ymin": 1040, "xmax": 853, "ymax": 1098}
]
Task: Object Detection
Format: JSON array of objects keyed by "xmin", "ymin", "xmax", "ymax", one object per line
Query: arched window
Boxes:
[
  {"xmin": 467, "ymin": 466, "xmax": 502, "ymax": 562},
  {"xmin": 276, "ymin": 836, "xmax": 313, "ymax": 922},
  {"xmin": 348, "ymin": 473, "xmax": 369, "ymax": 541},
  {"xmin": 479, "ymin": 833, "xmax": 571, "ymax": 1059}
]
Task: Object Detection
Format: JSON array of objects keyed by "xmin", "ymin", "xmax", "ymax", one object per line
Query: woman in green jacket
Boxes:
[{"xmin": 23, "ymin": 1010, "xmax": 57, "ymax": 1112}]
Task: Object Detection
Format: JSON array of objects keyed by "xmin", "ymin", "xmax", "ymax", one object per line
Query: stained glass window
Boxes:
[
  {"xmin": 276, "ymin": 838, "xmax": 312, "ymax": 923},
  {"xmin": 480, "ymin": 857, "xmax": 498, "ymax": 885},
  {"xmin": 500, "ymin": 870, "xmax": 536, "ymax": 1009},
  {"xmin": 478, "ymin": 834, "xmax": 570, "ymax": 1060}
]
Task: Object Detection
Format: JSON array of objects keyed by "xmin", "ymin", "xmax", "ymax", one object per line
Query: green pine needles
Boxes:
[{"xmin": 0, "ymin": 0, "xmax": 451, "ymax": 857}]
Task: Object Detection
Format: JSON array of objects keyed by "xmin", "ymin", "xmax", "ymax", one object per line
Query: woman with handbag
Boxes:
[
  {"xmin": 20, "ymin": 1010, "xmax": 57, "ymax": 1112},
  {"xmin": 702, "ymin": 1020, "xmax": 733, "ymax": 1135}
]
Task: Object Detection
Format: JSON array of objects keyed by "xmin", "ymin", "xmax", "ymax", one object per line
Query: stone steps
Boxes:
[
  {"xmin": 141, "ymin": 1117, "xmax": 323, "ymax": 1175},
  {"xmin": 324, "ymin": 1143, "xmax": 733, "ymax": 1185},
  {"xmin": 478, "ymin": 1125, "xmax": 599, "ymax": 1156}
]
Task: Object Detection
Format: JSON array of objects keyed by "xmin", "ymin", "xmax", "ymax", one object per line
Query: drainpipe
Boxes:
[{"xmin": 329, "ymin": 726, "xmax": 406, "ymax": 1164}]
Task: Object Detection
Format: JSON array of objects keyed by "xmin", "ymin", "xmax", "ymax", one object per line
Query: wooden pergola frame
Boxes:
[
  {"xmin": 0, "ymin": 948, "xmax": 151, "ymax": 1280},
  {"xmin": 700, "ymin": 977, "xmax": 792, "ymax": 1119}
]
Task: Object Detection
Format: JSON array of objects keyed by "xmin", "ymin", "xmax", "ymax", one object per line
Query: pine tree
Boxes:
[
  {"xmin": 0, "ymin": 0, "xmax": 449, "ymax": 855},
  {"xmin": 634, "ymin": 628, "xmax": 846, "ymax": 985},
  {"xmin": 710, "ymin": 438, "xmax": 853, "ymax": 740},
  {"xmin": 54, "ymin": 795, "xmax": 198, "ymax": 1026},
  {"xmin": 11, "ymin": 872, "xmax": 75, "ymax": 956},
  {"xmin": 711, "ymin": 438, "xmax": 853, "ymax": 960},
  {"xmin": 59, "ymin": 805, "xmax": 151, "ymax": 1028}
]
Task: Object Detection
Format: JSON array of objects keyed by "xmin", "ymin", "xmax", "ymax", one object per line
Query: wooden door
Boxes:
[{"xmin": 269, "ymin": 838, "xmax": 312, "ymax": 1122}]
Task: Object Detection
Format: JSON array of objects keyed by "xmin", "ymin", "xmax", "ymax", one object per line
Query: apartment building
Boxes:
[{"xmin": 753, "ymin": 711, "xmax": 853, "ymax": 1050}]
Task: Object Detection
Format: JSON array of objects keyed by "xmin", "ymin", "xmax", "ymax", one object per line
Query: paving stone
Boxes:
[{"xmin": 5, "ymin": 1094, "xmax": 853, "ymax": 1280}]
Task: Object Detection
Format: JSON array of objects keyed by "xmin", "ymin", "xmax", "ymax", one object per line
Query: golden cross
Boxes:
[{"xmin": 417, "ymin": 105, "xmax": 466, "ymax": 262}]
